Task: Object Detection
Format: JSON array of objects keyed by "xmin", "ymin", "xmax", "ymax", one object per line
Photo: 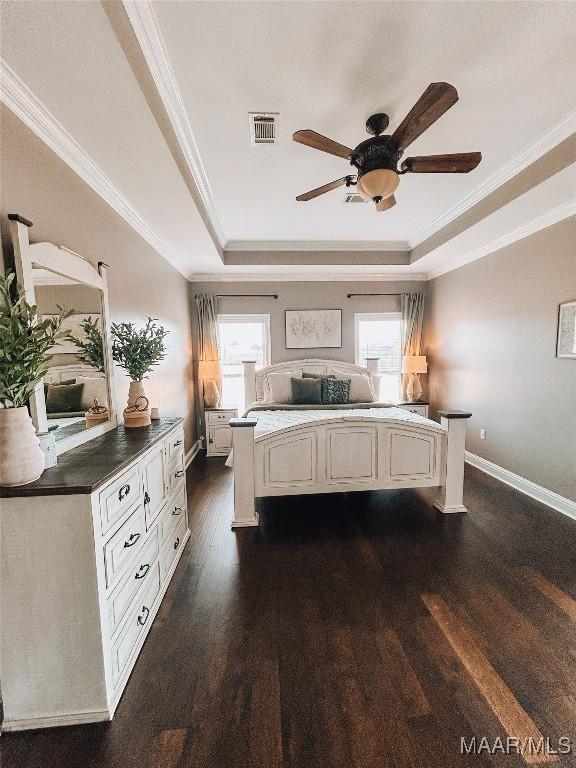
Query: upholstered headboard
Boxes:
[{"xmin": 242, "ymin": 358, "xmax": 379, "ymax": 410}]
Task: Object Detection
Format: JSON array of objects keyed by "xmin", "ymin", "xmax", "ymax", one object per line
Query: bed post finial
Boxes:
[
  {"xmin": 230, "ymin": 418, "xmax": 259, "ymax": 528},
  {"xmin": 243, "ymin": 360, "xmax": 257, "ymax": 411},
  {"xmin": 434, "ymin": 410, "xmax": 472, "ymax": 514}
]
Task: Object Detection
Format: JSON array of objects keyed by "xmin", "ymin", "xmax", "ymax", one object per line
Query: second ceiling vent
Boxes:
[{"xmin": 249, "ymin": 113, "xmax": 279, "ymax": 145}]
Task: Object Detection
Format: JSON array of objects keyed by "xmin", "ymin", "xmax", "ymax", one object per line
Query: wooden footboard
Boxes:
[{"xmin": 230, "ymin": 411, "xmax": 471, "ymax": 528}]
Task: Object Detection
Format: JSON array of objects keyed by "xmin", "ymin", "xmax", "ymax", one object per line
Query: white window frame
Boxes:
[
  {"xmin": 217, "ymin": 313, "xmax": 271, "ymax": 376},
  {"xmin": 354, "ymin": 312, "xmax": 403, "ymax": 398}
]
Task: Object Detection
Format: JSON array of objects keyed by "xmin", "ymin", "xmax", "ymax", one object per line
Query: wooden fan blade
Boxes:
[
  {"xmin": 296, "ymin": 177, "xmax": 349, "ymax": 201},
  {"xmin": 293, "ymin": 130, "xmax": 353, "ymax": 159},
  {"xmin": 391, "ymin": 83, "xmax": 458, "ymax": 151},
  {"xmin": 401, "ymin": 152, "xmax": 482, "ymax": 173},
  {"xmin": 375, "ymin": 195, "xmax": 396, "ymax": 212}
]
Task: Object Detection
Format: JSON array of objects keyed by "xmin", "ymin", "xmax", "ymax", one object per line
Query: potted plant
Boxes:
[
  {"xmin": 111, "ymin": 317, "xmax": 169, "ymax": 428},
  {"xmin": 0, "ymin": 272, "xmax": 71, "ymax": 486}
]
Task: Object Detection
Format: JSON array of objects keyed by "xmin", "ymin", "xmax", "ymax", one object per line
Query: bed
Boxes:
[{"xmin": 229, "ymin": 359, "xmax": 471, "ymax": 528}]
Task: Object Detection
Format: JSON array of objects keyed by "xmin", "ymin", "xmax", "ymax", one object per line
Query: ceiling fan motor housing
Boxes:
[{"xmin": 352, "ymin": 136, "xmax": 402, "ymax": 201}]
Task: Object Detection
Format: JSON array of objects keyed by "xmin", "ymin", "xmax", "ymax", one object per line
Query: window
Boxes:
[
  {"xmin": 217, "ymin": 314, "xmax": 271, "ymax": 409},
  {"xmin": 355, "ymin": 312, "xmax": 402, "ymax": 402}
]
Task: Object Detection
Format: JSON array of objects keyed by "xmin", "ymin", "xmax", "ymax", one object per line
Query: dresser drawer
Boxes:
[
  {"xmin": 111, "ymin": 563, "xmax": 161, "ymax": 685},
  {"xmin": 159, "ymin": 485, "xmax": 186, "ymax": 547},
  {"xmin": 99, "ymin": 464, "xmax": 142, "ymax": 535},
  {"xmin": 166, "ymin": 453, "xmax": 185, "ymax": 497},
  {"xmin": 166, "ymin": 428, "xmax": 185, "ymax": 462},
  {"xmin": 104, "ymin": 503, "xmax": 146, "ymax": 590},
  {"xmin": 107, "ymin": 527, "xmax": 159, "ymax": 636},
  {"xmin": 207, "ymin": 410, "xmax": 235, "ymax": 422},
  {"xmin": 160, "ymin": 516, "xmax": 187, "ymax": 581},
  {"xmin": 401, "ymin": 405, "xmax": 428, "ymax": 417}
]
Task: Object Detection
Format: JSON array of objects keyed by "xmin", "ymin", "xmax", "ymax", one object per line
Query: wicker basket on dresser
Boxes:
[{"xmin": 0, "ymin": 419, "xmax": 189, "ymax": 732}]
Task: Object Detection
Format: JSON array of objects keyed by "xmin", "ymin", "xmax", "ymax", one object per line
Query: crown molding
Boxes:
[
  {"xmin": 426, "ymin": 198, "xmax": 576, "ymax": 280},
  {"xmin": 0, "ymin": 59, "xmax": 188, "ymax": 278},
  {"xmin": 225, "ymin": 239, "xmax": 410, "ymax": 252},
  {"xmin": 410, "ymin": 107, "xmax": 576, "ymax": 250},
  {"xmin": 190, "ymin": 271, "xmax": 427, "ymax": 283},
  {"xmin": 122, "ymin": 0, "xmax": 226, "ymax": 247}
]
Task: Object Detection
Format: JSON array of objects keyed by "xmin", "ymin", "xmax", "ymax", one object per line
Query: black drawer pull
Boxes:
[
  {"xmin": 137, "ymin": 606, "xmax": 150, "ymax": 625},
  {"xmin": 135, "ymin": 563, "xmax": 150, "ymax": 580},
  {"xmin": 173, "ymin": 537, "xmax": 180, "ymax": 550},
  {"xmin": 123, "ymin": 532, "xmax": 141, "ymax": 548},
  {"xmin": 173, "ymin": 506, "xmax": 182, "ymax": 516},
  {"xmin": 118, "ymin": 483, "xmax": 130, "ymax": 501},
  {"xmin": 175, "ymin": 470, "xmax": 184, "ymax": 478},
  {"xmin": 173, "ymin": 439, "xmax": 183, "ymax": 447}
]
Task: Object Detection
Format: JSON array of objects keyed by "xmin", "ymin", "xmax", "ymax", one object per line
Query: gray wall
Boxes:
[
  {"xmin": 1, "ymin": 106, "xmax": 197, "ymax": 448},
  {"xmin": 427, "ymin": 216, "xmax": 576, "ymax": 502},
  {"xmin": 189, "ymin": 279, "xmax": 427, "ymax": 365}
]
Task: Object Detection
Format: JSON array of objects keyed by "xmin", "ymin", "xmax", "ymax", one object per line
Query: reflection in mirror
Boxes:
[{"xmin": 32, "ymin": 266, "xmax": 110, "ymax": 442}]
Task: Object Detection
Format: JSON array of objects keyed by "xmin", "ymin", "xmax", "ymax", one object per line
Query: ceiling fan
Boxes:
[{"xmin": 293, "ymin": 82, "xmax": 481, "ymax": 212}]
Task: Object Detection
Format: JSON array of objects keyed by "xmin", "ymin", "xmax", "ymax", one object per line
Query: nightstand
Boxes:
[
  {"xmin": 205, "ymin": 407, "xmax": 238, "ymax": 456},
  {"xmin": 398, "ymin": 400, "xmax": 429, "ymax": 418}
]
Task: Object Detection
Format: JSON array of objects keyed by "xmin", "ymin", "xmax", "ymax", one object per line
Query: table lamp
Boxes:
[
  {"xmin": 198, "ymin": 359, "xmax": 222, "ymax": 408},
  {"xmin": 401, "ymin": 355, "xmax": 428, "ymax": 401}
]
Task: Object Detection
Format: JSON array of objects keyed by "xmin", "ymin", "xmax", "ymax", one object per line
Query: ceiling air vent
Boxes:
[
  {"xmin": 343, "ymin": 193, "xmax": 368, "ymax": 204},
  {"xmin": 249, "ymin": 112, "xmax": 279, "ymax": 145}
]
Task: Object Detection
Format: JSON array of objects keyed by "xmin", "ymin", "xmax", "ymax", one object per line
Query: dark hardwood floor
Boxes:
[{"xmin": 3, "ymin": 457, "xmax": 576, "ymax": 768}]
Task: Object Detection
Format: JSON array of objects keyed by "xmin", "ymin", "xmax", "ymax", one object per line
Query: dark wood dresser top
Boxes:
[{"xmin": 0, "ymin": 418, "xmax": 183, "ymax": 498}]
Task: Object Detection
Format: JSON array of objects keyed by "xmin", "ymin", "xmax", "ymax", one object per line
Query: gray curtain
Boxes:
[
  {"xmin": 401, "ymin": 292, "xmax": 426, "ymax": 397},
  {"xmin": 194, "ymin": 294, "xmax": 220, "ymax": 362},
  {"xmin": 194, "ymin": 294, "xmax": 220, "ymax": 438},
  {"xmin": 401, "ymin": 292, "xmax": 425, "ymax": 356}
]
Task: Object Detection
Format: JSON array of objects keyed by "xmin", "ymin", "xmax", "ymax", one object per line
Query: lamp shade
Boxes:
[
  {"xmin": 198, "ymin": 359, "xmax": 222, "ymax": 380},
  {"xmin": 356, "ymin": 169, "xmax": 399, "ymax": 202},
  {"xmin": 401, "ymin": 355, "xmax": 428, "ymax": 374}
]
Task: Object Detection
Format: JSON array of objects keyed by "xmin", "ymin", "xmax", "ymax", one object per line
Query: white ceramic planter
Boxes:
[
  {"xmin": 0, "ymin": 406, "xmax": 46, "ymax": 486},
  {"xmin": 124, "ymin": 380, "xmax": 151, "ymax": 428}
]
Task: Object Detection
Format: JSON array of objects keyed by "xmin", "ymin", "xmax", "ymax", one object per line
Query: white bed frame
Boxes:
[{"xmin": 230, "ymin": 359, "xmax": 471, "ymax": 527}]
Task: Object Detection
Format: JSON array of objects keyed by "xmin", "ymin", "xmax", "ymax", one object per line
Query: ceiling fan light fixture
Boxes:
[{"xmin": 356, "ymin": 168, "xmax": 399, "ymax": 202}]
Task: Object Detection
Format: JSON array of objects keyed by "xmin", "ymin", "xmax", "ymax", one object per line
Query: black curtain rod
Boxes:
[
  {"xmin": 217, "ymin": 293, "xmax": 278, "ymax": 299},
  {"xmin": 347, "ymin": 292, "xmax": 402, "ymax": 298}
]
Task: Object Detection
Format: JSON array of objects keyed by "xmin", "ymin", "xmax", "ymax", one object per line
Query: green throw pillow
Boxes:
[
  {"xmin": 46, "ymin": 383, "xmax": 85, "ymax": 414},
  {"xmin": 321, "ymin": 377, "xmax": 351, "ymax": 404},
  {"xmin": 291, "ymin": 377, "xmax": 322, "ymax": 405}
]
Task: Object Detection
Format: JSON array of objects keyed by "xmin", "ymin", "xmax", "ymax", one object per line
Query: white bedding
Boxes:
[{"xmin": 225, "ymin": 406, "xmax": 437, "ymax": 467}]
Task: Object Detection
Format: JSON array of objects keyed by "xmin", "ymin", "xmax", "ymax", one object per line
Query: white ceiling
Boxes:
[
  {"xmin": 154, "ymin": 0, "xmax": 576, "ymax": 245},
  {"xmin": 1, "ymin": 0, "xmax": 575, "ymax": 279},
  {"xmin": 0, "ymin": 0, "xmax": 221, "ymax": 276}
]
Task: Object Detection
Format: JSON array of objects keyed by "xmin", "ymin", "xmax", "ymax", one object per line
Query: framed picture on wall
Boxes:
[
  {"xmin": 285, "ymin": 309, "xmax": 342, "ymax": 349},
  {"xmin": 556, "ymin": 301, "xmax": 576, "ymax": 358}
]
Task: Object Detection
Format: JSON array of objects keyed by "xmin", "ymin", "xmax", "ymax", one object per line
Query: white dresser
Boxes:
[
  {"xmin": 0, "ymin": 419, "xmax": 189, "ymax": 732},
  {"xmin": 205, "ymin": 407, "xmax": 238, "ymax": 456}
]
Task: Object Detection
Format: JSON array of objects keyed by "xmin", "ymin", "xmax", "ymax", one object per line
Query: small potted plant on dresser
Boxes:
[
  {"xmin": 111, "ymin": 316, "xmax": 169, "ymax": 428},
  {"xmin": 0, "ymin": 272, "xmax": 70, "ymax": 486}
]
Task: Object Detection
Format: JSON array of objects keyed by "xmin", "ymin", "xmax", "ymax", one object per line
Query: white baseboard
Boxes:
[
  {"xmin": 465, "ymin": 451, "xmax": 576, "ymax": 521},
  {"xmin": 2, "ymin": 709, "xmax": 111, "ymax": 732},
  {"xmin": 185, "ymin": 439, "xmax": 202, "ymax": 468}
]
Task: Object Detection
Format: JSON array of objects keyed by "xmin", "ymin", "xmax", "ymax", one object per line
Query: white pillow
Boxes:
[
  {"xmin": 76, "ymin": 376, "xmax": 108, "ymax": 411},
  {"xmin": 334, "ymin": 370, "xmax": 376, "ymax": 403},
  {"xmin": 267, "ymin": 370, "xmax": 302, "ymax": 404}
]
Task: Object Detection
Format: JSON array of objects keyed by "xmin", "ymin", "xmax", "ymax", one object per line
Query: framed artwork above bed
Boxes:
[
  {"xmin": 285, "ymin": 309, "xmax": 342, "ymax": 349},
  {"xmin": 556, "ymin": 301, "xmax": 576, "ymax": 358}
]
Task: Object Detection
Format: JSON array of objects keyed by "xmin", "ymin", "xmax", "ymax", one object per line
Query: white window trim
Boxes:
[{"xmin": 217, "ymin": 313, "xmax": 271, "ymax": 377}]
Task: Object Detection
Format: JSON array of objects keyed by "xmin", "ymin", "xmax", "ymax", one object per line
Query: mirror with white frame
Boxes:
[{"xmin": 9, "ymin": 215, "xmax": 117, "ymax": 455}]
